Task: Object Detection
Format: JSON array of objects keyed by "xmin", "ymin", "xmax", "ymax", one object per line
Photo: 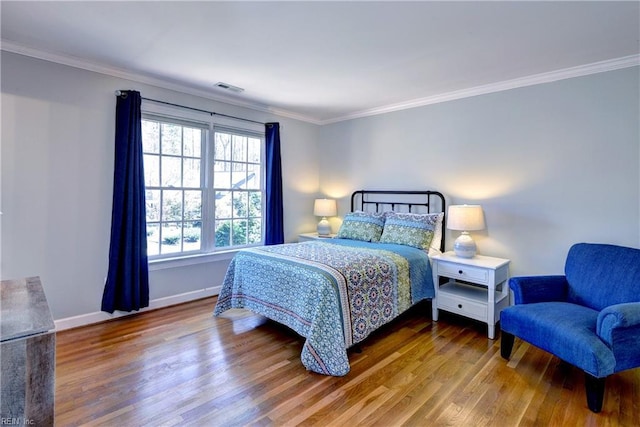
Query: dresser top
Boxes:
[{"xmin": 1, "ymin": 276, "xmax": 55, "ymax": 342}]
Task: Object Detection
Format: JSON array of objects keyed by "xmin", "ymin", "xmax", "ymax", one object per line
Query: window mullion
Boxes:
[
  {"xmin": 180, "ymin": 126, "xmax": 185, "ymax": 254},
  {"xmin": 203, "ymin": 124, "xmax": 215, "ymax": 251},
  {"xmin": 158, "ymin": 127, "xmax": 164, "ymax": 250}
]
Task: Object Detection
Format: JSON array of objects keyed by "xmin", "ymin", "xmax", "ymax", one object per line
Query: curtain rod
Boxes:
[{"xmin": 114, "ymin": 90, "xmax": 266, "ymax": 126}]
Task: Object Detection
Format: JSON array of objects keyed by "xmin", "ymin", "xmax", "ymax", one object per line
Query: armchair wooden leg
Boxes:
[
  {"xmin": 584, "ymin": 373, "xmax": 605, "ymax": 413},
  {"xmin": 500, "ymin": 331, "xmax": 514, "ymax": 360}
]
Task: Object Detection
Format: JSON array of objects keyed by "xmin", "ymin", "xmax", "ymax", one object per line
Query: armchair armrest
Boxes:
[
  {"xmin": 509, "ymin": 275, "xmax": 568, "ymax": 305},
  {"xmin": 597, "ymin": 302, "xmax": 640, "ymax": 347}
]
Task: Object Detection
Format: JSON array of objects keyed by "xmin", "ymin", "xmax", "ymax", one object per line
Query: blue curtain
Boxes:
[
  {"xmin": 264, "ymin": 122, "xmax": 284, "ymax": 245},
  {"xmin": 101, "ymin": 90, "xmax": 150, "ymax": 313}
]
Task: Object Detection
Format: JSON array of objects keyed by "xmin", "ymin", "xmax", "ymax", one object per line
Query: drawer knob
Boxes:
[
  {"xmin": 458, "ymin": 270, "xmax": 463, "ymax": 274},
  {"xmin": 458, "ymin": 304, "xmax": 463, "ymax": 309}
]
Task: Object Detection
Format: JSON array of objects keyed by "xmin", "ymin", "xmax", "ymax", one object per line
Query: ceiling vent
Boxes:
[{"xmin": 214, "ymin": 82, "xmax": 244, "ymax": 93}]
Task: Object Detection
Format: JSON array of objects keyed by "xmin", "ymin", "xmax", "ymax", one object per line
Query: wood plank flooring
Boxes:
[{"xmin": 55, "ymin": 297, "xmax": 639, "ymax": 426}]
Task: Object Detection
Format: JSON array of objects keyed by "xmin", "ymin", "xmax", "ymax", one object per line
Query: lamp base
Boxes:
[
  {"xmin": 317, "ymin": 218, "xmax": 331, "ymax": 236},
  {"xmin": 453, "ymin": 232, "xmax": 477, "ymax": 258}
]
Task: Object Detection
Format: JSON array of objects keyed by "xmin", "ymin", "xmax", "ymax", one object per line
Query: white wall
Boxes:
[
  {"xmin": 319, "ymin": 67, "xmax": 640, "ymax": 277},
  {"xmin": 1, "ymin": 52, "xmax": 321, "ymax": 322}
]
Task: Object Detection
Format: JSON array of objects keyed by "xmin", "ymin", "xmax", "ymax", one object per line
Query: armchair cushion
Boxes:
[{"xmin": 501, "ymin": 302, "xmax": 616, "ymax": 377}]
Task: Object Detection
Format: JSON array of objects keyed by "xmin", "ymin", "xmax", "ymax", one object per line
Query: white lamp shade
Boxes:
[
  {"xmin": 447, "ymin": 205, "xmax": 485, "ymax": 231},
  {"xmin": 314, "ymin": 199, "xmax": 337, "ymax": 217}
]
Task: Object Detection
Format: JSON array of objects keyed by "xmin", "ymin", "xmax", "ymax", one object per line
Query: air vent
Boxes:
[{"xmin": 214, "ymin": 82, "xmax": 245, "ymax": 93}]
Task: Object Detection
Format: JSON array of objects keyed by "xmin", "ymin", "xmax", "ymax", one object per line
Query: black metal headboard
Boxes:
[{"xmin": 350, "ymin": 190, "xmax": 446, "ymax": 252}]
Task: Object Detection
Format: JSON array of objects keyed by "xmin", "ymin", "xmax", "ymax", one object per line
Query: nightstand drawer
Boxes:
[
  {"xmin": 437, "ymin": 282, "xmax": 487, "ymax": 321},
  {"xmin": 437, "ymin": 262, "xmax": 489, "ymax": 284}
]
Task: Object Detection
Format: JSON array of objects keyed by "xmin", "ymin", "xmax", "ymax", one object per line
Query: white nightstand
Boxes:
[
  {"xmin": 298, "ymin": 232, "xmax": 337, "ymax": 242},
  {"xmin": 431, "ymin": 251, "xmax": 510, "ymax": 339}
]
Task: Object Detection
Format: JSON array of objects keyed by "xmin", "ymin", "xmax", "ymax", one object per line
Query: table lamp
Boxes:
[
  {"xmin": 314, "ymin": 199, "xmax": 337, "ymax": 236},
  {"xmin": 447, "ymin": 205, "xmax": 485, "ymax": 258}
]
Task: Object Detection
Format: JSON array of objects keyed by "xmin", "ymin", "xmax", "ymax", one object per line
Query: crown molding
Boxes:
[
  {"xmin": 0, "ymin": 39, "xmax": 323, "ymax": 125},
  {"xmin": 2, "ymin": 39, "xmax": 637, "ymax": 126},
  {"xmin": 320, "ymin": 54, "xmax": 640, "ymax": 124}
]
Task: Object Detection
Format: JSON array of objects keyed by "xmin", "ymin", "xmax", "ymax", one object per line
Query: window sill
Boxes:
[{"xmin": 148, "ymin": 250, "xmax": 238, "ymax": 271}]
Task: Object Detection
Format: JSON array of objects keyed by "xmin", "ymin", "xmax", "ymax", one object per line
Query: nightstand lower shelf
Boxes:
[{"xmin": 437, "ymin": 281, "xmax": 509, "ymax": 324}]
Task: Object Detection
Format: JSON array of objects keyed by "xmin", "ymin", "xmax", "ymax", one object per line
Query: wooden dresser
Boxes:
[{"xmin": 1, "ymin": 276, "xmax": 55, "ymax": 425}]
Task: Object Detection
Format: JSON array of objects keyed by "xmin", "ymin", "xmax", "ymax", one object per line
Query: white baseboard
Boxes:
[{"xmin": 54, "ymin": 286, "xmax": 221, "ymax": 331}]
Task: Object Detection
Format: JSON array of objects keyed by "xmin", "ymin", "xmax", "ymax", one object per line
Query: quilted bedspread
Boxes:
[{"xmin": 213, "ymin": 239, "xmax": 434, "ymax": 376}]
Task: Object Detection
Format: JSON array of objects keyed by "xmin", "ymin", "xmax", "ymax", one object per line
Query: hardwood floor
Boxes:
[{"xmin": 55, "ymin": 297, "xmax": 639, "ymax": 426}]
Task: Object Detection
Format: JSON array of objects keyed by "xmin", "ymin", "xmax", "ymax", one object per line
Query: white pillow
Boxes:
[{"xmin": 429, "ymin": 212, "xmax": 445, "ymax": 254}]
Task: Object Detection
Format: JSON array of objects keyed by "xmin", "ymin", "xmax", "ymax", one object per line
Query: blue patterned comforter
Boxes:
[{"xmin": 213, "ymin": 239, "xmax": 434, "ymax": 376}]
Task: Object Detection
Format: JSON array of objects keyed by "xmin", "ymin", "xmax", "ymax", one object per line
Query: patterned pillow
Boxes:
[
  {"xmin": 336, "ymin": 211, "xmax": 385, "ymax": 242},
  {"xmin": 379, "ymin": 211, "xmax": 440, "ymax": 250}
]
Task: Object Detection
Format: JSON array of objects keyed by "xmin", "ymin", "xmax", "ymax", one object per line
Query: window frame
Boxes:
[{"xmin": 140, "ymin": 104, "xmax": 266, "ymax": 267}]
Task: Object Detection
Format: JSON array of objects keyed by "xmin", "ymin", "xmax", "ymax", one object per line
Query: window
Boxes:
[{"xmin": 142, "ymin": 115, "xmax": 264, "ymax": 259}]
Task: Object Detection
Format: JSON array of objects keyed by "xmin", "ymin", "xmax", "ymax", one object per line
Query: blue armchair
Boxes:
[{"xmin": 500, "ymin": 243, "xmax": 640, "ymax": 412}]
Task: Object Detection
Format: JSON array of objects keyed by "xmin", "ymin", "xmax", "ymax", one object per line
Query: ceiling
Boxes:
[{"xmin": 1, "ymin": 1, "xmax": 639, "ymax": 124}]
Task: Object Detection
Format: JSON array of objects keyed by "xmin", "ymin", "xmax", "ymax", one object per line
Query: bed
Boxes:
[{"xmin": 214, "ymin": 190, "xmax": 446, "ymax": 376}]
